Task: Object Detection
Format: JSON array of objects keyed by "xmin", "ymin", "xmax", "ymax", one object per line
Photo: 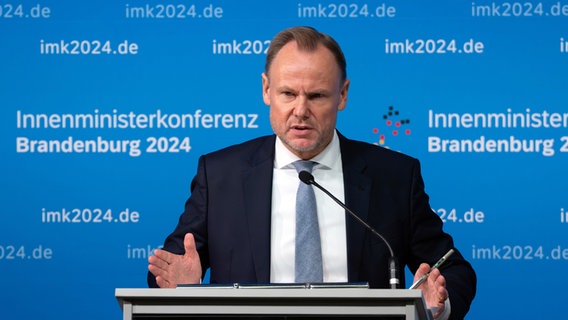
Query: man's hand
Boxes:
[
  {"xmin": 413, "ymin": 263, "xmax": 448, "ymax": 319},
  {"xmin": 148, "ymin": 233, "xmax": 202, "ymax": 288}
]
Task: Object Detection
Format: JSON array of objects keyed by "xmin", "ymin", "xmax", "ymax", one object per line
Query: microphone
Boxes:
[{"xmin": 298, "ymin": 171, "xmax": 400, "ymax": 289}]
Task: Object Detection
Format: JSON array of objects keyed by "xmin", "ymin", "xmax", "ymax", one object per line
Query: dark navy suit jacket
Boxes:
[{"xmin": 148, "ymin": 132, "xmax": 476, "ymax": 319}]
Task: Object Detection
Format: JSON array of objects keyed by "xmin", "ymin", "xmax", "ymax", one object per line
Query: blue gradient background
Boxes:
[{"xmin": 1, "ymin": 1, "xmax": 567, "ymax": 318}]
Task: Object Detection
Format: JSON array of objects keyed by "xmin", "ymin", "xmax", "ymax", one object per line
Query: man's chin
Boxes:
[
  {"xmin": 281, "ymin": 139, "xmax": 324, "ymax": 158},
  {"xmin": 286, "ymin": 139, "xmax": 318, "ymax": 153}
]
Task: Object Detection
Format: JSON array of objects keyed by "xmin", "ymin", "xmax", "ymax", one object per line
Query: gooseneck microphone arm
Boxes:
[{"xmin": 298, "ymin": 170, "xmax": 400, "ymax": 289}]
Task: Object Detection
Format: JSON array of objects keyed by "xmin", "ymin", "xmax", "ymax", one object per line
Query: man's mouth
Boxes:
[{"xmin": 291, "ymin": 123, "xmax": 311, "ymax": 131}]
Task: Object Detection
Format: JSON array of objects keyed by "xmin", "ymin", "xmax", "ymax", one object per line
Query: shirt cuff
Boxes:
[{"xmin": 430, "ymin": 297, "xmax": 451, "ymax": 320}]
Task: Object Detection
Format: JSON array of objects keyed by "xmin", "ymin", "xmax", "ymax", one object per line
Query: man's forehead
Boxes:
[{"xmin": 268, "ymin": 42, "xmax": 340, "ymax": 78}]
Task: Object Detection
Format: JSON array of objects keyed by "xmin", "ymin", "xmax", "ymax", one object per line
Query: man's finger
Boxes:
[
  {"xmin": 156, "ymin": 276, "xmax": 173, "ymax": 289},
  {"xmin": 184, "ymin": 233, "xmax": 197, "ymax": 254},
  {"xmin": 153, "ymin": 249, "xmax": 174, "ymax": 262},
  {"xmin": 415, "ymin": 263, "xmax": 431, "ymax": 279},
  {"xmin": 150, "ymin": 250, "xmax": 173, "ymax": 269}
]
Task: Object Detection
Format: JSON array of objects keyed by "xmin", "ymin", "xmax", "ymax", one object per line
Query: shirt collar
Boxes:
[{"xmin": 274, "ymin": 131, "xmax": 341, "ymax": 171}]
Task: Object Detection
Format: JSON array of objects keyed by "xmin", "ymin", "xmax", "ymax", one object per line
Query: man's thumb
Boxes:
[{"xmin": 184, "ymin": 233, "xmax": 197, "ymax": 254}]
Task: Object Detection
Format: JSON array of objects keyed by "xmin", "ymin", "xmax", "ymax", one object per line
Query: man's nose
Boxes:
[{"xmin": 293, "ymin": 96, "xmax": 310, "ymax": 118}]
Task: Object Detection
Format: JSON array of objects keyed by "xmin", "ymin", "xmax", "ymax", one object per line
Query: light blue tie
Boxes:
[{"xmin": 292, "ymin": 160, "xmax": 323, "ymax": 283}]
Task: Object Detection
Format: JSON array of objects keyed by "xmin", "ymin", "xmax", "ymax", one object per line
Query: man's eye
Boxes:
[{"xmin": 309, "ymin": 93, "xmax": 324, "ymax": 99}]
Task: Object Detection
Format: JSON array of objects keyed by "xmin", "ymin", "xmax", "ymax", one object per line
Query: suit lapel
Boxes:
[
  {"xmin": 339, "ymin": 134, "xmax": 372, "ymax": 282},
  {"xmin": 242, "ymin": 136, "xmax": 275, "ymax": 283}
]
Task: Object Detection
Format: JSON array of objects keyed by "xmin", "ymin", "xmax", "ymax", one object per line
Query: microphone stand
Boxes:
[{"xmin": 298, "ymin": 171, "xmax": 400, "ymax": 289}]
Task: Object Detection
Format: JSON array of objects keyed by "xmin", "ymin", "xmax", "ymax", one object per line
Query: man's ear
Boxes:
[
  {"xmin": 338, "ymin": 78, "xmax": 350, "ymax": 111},
  {"xmin": 261, "ymin": 72, "xmax": 270, "ymax": 106}
]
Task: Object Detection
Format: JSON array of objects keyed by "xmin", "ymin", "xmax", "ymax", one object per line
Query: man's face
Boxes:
[{"xmin": 262, "ymin": 41, "xmax": 350, "ymax": 160}]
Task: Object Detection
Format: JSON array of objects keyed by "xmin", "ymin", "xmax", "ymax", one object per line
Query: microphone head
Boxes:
[{"xmin": 298, "ymin": 171, "xmax": 314, "ymax": 184}]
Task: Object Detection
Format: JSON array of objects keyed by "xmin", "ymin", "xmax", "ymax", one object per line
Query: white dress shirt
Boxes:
[{"xmin": 270, "ymin": 131, "xmax": 348, "ymax": 283}]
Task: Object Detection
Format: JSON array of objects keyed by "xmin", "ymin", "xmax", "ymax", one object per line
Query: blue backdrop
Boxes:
[{"xmin": 1, "ymin": 1, "xmax": 567, "ymax": 318}]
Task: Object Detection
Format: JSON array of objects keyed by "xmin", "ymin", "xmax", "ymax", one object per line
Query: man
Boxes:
[{"xmin": 148, "ymin": 26, "xmax": 476, "ymax": 319}]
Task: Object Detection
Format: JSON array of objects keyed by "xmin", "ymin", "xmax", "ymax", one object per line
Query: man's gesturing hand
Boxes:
[
  {"xmin": 414, "ymin": 263, "xmax": 449, "ymax": 319},
  {"xmin": 148, "ymin": 233, "xmax": 202, "ymax": 288}
]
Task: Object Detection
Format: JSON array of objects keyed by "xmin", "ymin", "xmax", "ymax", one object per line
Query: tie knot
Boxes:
[{"xmin": 292, "ymin": 160, "xmax": 316, "ymax": 173}]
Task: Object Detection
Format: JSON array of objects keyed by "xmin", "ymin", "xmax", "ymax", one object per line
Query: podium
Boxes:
[{"xmin": 115, "ymin": 286, "xmax": 432, "ymax": 320}]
